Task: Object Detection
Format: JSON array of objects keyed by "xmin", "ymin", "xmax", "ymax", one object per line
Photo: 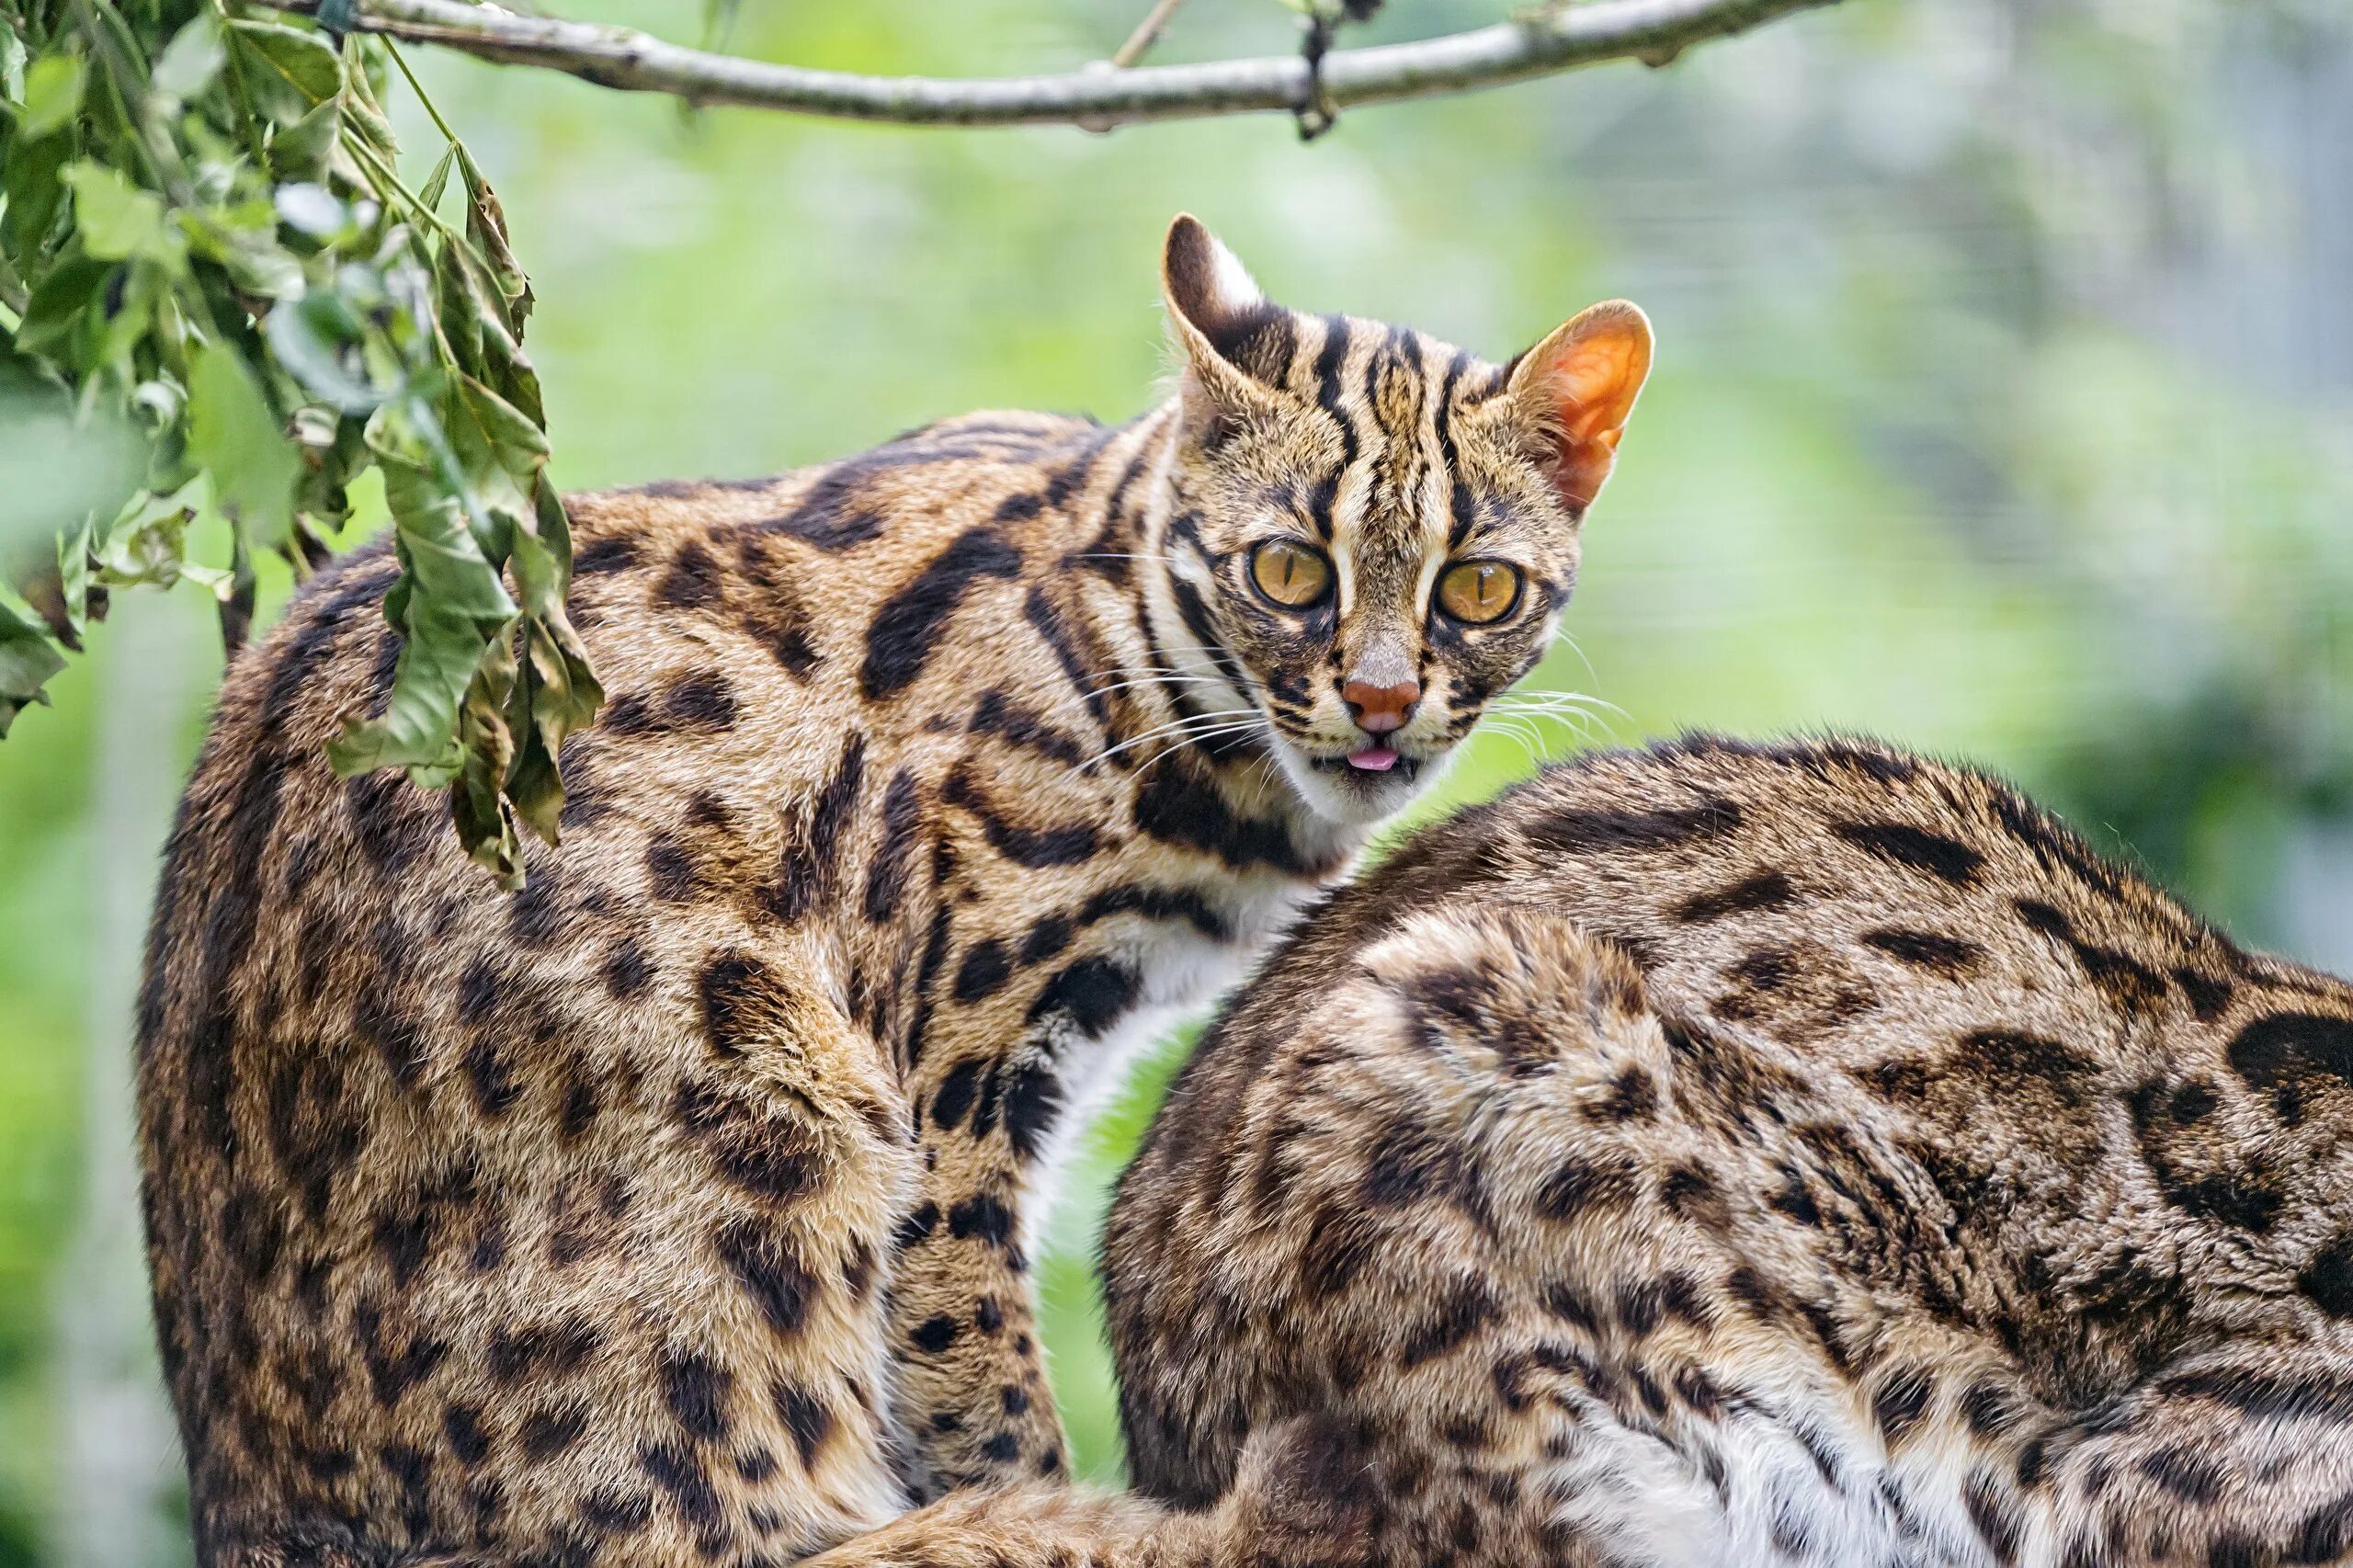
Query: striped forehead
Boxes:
[{"xmin": 1285, "ymin": 315, "xmax": 1495, "ymax": 614}]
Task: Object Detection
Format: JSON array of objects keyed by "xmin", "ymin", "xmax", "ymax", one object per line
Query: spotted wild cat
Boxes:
[
  {"xmin": 1108, "ymin": 734, "xmax": 2353, "ymax": 1568},
  {"xmin": 135, "ymin": 215, "xmax": 1652, "ymax": 1566}
]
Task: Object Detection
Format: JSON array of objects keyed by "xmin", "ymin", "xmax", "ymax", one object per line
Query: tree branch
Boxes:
[{"xmin": 245, "ymin": 0, "xmax": 1844, "ymax": 129}]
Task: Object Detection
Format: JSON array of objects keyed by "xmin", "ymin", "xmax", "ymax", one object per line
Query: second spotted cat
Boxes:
[{"xmin": 1111, "ymin": 734, "xmax": 2353, "ymax": 1567}]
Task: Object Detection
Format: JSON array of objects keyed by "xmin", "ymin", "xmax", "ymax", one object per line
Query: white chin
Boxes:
[{"xmin": 1272, "ymin": 738, "xmax": 1438, "ymax": 827}]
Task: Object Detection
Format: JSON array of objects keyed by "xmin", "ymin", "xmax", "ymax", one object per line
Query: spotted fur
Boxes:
[
  {"xmin": 135, "ymin": 217, "xmax": 1647, "ymax": 1565},
  {"xmin": 1108, "ymin": 734, "xmax": 2353, "ymax": 1568}
]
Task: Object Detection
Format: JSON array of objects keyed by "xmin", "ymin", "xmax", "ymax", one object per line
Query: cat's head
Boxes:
[{"xmin": 1147, "ymin": 215, "xmax": 1651, "ymax": 827}]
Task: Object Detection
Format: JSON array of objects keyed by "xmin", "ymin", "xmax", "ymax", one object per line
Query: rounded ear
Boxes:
[
  {"xmin": 1162, "ymin": 214, "xmax": 1290, "ymax": 427},
  {"xmin": 1497, "ymin": 300, "xmax": 1654, "ymax": 516}
]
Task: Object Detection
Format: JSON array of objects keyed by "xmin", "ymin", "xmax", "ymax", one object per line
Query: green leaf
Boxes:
[
  {"xmin": 454, "ymin": 633, "xmax": 521, "ymax": 883},
  {"xmin": 151, "ymin": 13, "xmax": 227, "ymax": 105},
  {"xmin": 0, "ymin": 591, "xmax": 67, "ymax": 739},
  {"xmin": 56, "ymin": 516, "xmax": 95, "ymax": 644},
  {"xmin": 13, "ymin": 251, "xmax": 110, "ymax": 358},
  {"xmin": 2, "ymin": 129, "xmax": 70, "ymax": 254},
  {"xmin": 19, "ymin": 54, "xmax": 86, "ymax": 139},
  {"xmin": 183, "ymin": 207, "xmax": 305, "ymax": 298},
  {"xmin": 326, "ymin": 399, "xmax": 517, "ymax": 778},
  {"xmin": 188, "ymin": 342, "xmax": 299, "ymax": 547},
  {"xmin": 265, "ymin": 291, "xmax": 389, "ymax": 413},
  {"xmin": 228, "ymin": 21, "xmax": 342, "ymax": 124},
  {"xmin": 61, "ymin": 162, "xmax": 175, "ymax": 262},
  {"xmin": 269, "ymin": 94, "xmax": 343, "ymax": 183}
]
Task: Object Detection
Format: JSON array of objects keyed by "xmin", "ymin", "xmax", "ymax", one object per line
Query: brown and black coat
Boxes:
[
  {"xmin": 1109, "ymin": 735, "xmax": 2353, "ymax": 1568},
  {"xmin": 134, "ymin": 217, "xmax": 1651, "ymax": 1567}
]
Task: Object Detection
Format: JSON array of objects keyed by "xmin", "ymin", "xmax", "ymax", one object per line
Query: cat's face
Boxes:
[{"xmin": 1147, "ymin": 217, "xmax": 1651, "ymax": 827}]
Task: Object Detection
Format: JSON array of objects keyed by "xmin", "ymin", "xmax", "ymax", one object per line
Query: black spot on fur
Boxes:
[
  {"xmin": 970, "ymin": 689, "xmax": 1086, "ymax": 767},
  {"xmin": 602, "ymin": 938, "xmax": 654, "ymax": 999},
  {"xmin": 2302, "ymin": 1240, "xmax": 2353, "ymax": 1317},
  {"xmin": 2173, "ymin": 966, "xmax": 2235, "ymax": 1023},
  {"xmin": 950, "ymin": 941, "xmax": 1016, "ymax": 1003},
  {"xmin": 931, "ymin": 1061, "xmax": 983, "ymax": 1131},
  {"xmin": 1675, "ymin": 869, "xmax": 1796, "ymax": 924},
  {"xmin": 487, "ymin": 1316, "xmax": 602, "ymax": 1383},
  {"xmin": 999, "ymin": 1061, "xmax": 1063, "ymax": 1162},
  {"xmin": 654, "ymin": 542, "xmax": 722, "ymax": 608},
  {"xmin": 664, "ymin": 674, "xmax": 740, "ymax": 731},
  {"xmin": 699, "ymin": 951, "xmax": 778, "ymax": 1056},
  {"xmin": 714, "ymin": 1219, "xmax": 816, "ymax": 1337},
  {"xmin": 1529, "ymin": 798, "xmax": 1743, "ymax": 855},
  {"xmin": 2228, "ymin": 1012, "xmax": 2353, "ymax": 1125},
  {"xmin": 661, "ymin": 1347, "xmax": 733, "ymax": 1444},
  {"xmin": 639, "ymin": 1439, "xmax": 723, "ymax": 1530},
  {"xmin": 772, "ymin": 1382, "xmax": 835, "ymax": 1470},
  {"xmin": 444, "ymin": 1404, "xmax": 491, "ymax": 1468},
  {"xmin": 1533, "ymin": 1154, "xmax": 1638, "ymax": 1222},
  {"xmin": 911, "ymin": 1315, "xmax": 961, "ymax": 1353},
  {"xmin": 942, "ymin": 767, "xmax": 1099, "ymax": 868},
  {"xmin": 1872, "ymin": 1366, "xmax": 1934, "ymax": 1447},
  {"xmin": 1861, "ymin": 927, "xmax": 1983, "ymax": 978},
  {"xmin": 1027, "ymin": 955, "xmax": 1140, "ymax": 1039},
  {"xmin": 949, "ymin": 1193, "xmax": 1016, "ymax": 1248},
  {"xmin": 572, "ymin": 535, "xmax": 640, "ymax": 574},
  {"xmin": 859, "ymin": 528, "xmax": 1023, "ymax": 699},
  {"xmin": 767, "ymin": 734, "xmax": 867, "ymax": 924},
  {"xmin": 519, "ymin": 1403, "xmax": 590, "ymax": 1461},
  {"xmin": 1831, "ymin": 819, "xmax": 1984, "ymax": 886},
  {"xmin": 1132, "ymin": 764, "xmax": 1311, "ymax": 875},
  {"xmin": 863, "ymin": 768, "xmax": 925, "ymax": 924}
]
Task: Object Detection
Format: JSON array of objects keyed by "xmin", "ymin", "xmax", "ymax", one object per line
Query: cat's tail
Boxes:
[
  {"xmin": 793, "ymin": 1415, "xmax": 1377, "ymax": 1568},
  {"xmin": 200, "ymin": 1426, "xmax": 1379, "ymax": 1568}
]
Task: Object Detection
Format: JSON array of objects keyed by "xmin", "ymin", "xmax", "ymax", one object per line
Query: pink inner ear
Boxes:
[
  {"xmin": 1545, "ymin": 337, "xmax": 1643, "ymax": 445},
  {"xmin": 1533, "ymin": 324, "xmax": 1647, "ymax": 512}
]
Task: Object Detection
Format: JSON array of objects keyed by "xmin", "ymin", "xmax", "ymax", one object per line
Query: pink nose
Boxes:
[{"xmin": 1342, "ymin": 677, "xmax": 1420, "ymax": 734}]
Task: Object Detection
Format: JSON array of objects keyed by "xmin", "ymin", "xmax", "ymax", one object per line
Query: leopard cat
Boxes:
[
  {"xmin": 1107, "ymin": 734, "xmax": 2353, "ymax": 1568},
  {"xmin": 133, "ymin": 213, "xmax": 1654, "ymax": 1568}
]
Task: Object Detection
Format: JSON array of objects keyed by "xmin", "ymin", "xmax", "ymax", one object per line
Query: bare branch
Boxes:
[
  {"xmin": 1111, "ymin": 0, "xmax": 1189, "ymax": 70},
  {"xmin": 244, "ymin": 0, "xmax": 1844, "ymax": 129}
]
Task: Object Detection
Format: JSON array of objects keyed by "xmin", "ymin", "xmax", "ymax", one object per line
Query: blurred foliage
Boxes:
[
  {"xmin": 1, "ymin": 0, "xmax": 2350, "ymax": 1559},
  {"xmin": 0, "ymin": 0, "xmax": 597, "ymax": 882}
]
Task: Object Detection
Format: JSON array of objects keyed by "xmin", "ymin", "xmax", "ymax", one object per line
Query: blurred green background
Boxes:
[{"xmin": 5, "ymin": 0, "xmax": 2352, "ymax": 1561}]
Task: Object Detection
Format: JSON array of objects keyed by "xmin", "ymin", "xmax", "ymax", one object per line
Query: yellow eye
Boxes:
[
  {"xmin": 1436, "ymin": 561, "xmax": 1522, "ymax": 625},
  {"xmin": 1250, "ymin": 539, "xmax": 1333, "ymax": 609}
]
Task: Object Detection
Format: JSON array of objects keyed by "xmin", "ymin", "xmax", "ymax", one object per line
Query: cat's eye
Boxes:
[
  {"xmin": 1436, "ymin": 561, "xmax": 1522, "ymax": 625},
  {"xmin": 1250, "ymin": 539, "xmax": 1333, "ymax": 609}
]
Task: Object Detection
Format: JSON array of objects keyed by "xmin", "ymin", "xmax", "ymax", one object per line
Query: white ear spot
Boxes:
[{"xmin": 1205, "ymin": 233, "xmax": 1263, "ymax": 313}]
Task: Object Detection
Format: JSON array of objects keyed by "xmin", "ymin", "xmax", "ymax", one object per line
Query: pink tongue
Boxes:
[{"xmin": 1347, "ymin": 745, "xmax": 1400, "ymax": 773}]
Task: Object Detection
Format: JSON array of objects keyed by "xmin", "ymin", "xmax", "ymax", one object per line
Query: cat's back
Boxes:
[
  {"xmin": 134, "ymin": 409, "xmax": 1127, "ymax": 1561},
  {"xmin": 1129, "ymin": 733, "xmax": 2353, "ymax": 1403}
]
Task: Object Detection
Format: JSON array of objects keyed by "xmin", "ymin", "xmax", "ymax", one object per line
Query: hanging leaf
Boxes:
[
  {"xmin": 61, "ymin": 162, "xmax": 177, "ymax": 262},
  {"xmin": 0, "ymin": 592, "xmax": 67, "ymax": 738},
  {"xmin": 18, "ymin": 52, "xmax": 86, "ymax": 138},
  {"xmin": 188, "ymin": 341, "xmax": 300, "ymax": 548},
  {"xmin": 228, "ymin": 20, "xmax": 342, "ymax": 123},
  {"xmin": 151, "ymin": 12, "xmax": 226, "ymax": 105},
  {"xmin": 4, "ymin": 0, "xmax": 597, "ymax": 884}
]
